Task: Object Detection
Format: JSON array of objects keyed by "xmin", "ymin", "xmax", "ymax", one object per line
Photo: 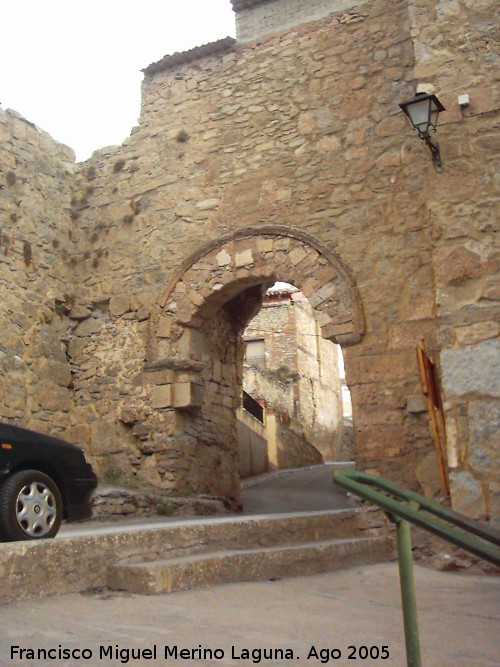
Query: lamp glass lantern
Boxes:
[
  {"xmin": 399, "ymin": 92, "xmax": 445, "ymax": 167},
  {"xmin": 399, "ymin": 92, "xmax": 445, "ymax": 139}
]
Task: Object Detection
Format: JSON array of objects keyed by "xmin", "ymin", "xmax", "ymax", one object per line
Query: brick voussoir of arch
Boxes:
[{"xmin": 156, "ymin": 225, "xmax": 364, "ymax": 346}]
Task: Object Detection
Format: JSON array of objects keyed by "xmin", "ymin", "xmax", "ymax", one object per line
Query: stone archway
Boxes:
[{"xmin": 144, "ymin": 226, "xmax": 363, "ymax": 502}]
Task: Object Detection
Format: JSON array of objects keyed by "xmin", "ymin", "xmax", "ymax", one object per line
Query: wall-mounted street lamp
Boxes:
[{"xmin": 399, "ymin": 92, "xmax": 445, "ymax": 168}]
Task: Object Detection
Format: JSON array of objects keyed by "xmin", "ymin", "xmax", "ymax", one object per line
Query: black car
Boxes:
[{"xmin": 0, "ymin": 421, "xmax": 97, "ymax": 542}]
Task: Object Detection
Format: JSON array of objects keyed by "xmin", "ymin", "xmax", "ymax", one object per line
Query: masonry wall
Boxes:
[
  {"xmin": 243, "ymin": 294, "xmax": 344, "ymax": 461},
  {"xmin": 237, "ymin": 408, "xmax": 268, "ymax": 478},
  {"xmin": 295, "ymin": 301, "xmax": 343, "ymax": 459},
  {"xmin": 0, "ymin": 0, "xmax": 453, "ymax": 492},
  {"xmin": 406, "ymin": 0, "xmax": 499, "ymax": 520},
  {"xmin": 0, "ymin": 109, "xmax": 75, "ymax": 433},
  {"xmin": 245, "ymin": 299, "xmax": 299, "ymax": 374},
  {"xmin": 233, "ymin": 0, "xmax": 370, "ymax": 43},
  {"xmin": 0, "ymin": 0, "xmax": 498, "ymax": 517}
]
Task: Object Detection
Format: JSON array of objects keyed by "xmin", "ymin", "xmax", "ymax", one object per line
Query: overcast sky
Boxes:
[{"xmin": 1, "ymin": 1, "xmax": 236, "ymax": 161}]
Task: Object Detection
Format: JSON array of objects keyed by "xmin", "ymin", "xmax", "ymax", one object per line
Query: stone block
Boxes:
[
  {"xmin": 173, "ymin": 382, "xmax": 203, "ymax": 409},
  {"xmin": 321, "ymin": 320, "xmax": 354, "ymax": 341},
  {"xmin": 468, "ymin": 400, "xmax": 500, "ymax": 473},
  {"xmin": 235, "ymin": 249, "xmax": 254, "ymax": 267},
  {"xmin": 289, "ymin": 247, "xmax": 307, "ymax": 266},
  {"xmin": 179, "ymin": 327, "xmax": 209, "ymax": 360},
  {"xmin": 216, "ymin": 249, "xmax": 232, "ymax": 266},
  {"xmin": 68, "ymin": 305, "xmax": 91, "ymax": 321},
  {"xmin": 157, "ymin": 316, "xmax": 173, "ymax": 338},
  {"xmin": 415, "ymin": 450, "xmax": 442, "ymax": 498},
  {"xmin": 33, "ymin": 358, "xmax": 72, "ymax": 387},
  {"xmin": 406, "ymin": 395, "xmax": 426, "ymax": 413},
  {"xmin": 109, "ymin": 295, "xmax": 130, "ymax": 317},
  {"xmin": 441, "ymin": 340, "xmax": 500, "ymax": 398},
  {"xmin": 76, "ymin": 318, "xmax": 102, "ymax": 337},
  {"xmin": 65, "ymin": 424, "xmax": 90, "ymax": 448},
  {"xmin": 449, "ymin": 470, "xmax": 486, "ymax": 519},
  {"xmin": 309, "ymin": 282, "xmax": 336, "ymax": 308},
  {"xmin": 434, "ymin": 247, "xmax": 482, "ymax": 285},
  {"xmin": 257, "ymin": 238, "xmax": 273, "ymax": 253},
  {"xmin": 39, "ymin": 325, "xmax": 67, "ymax": 363},
  {"xmin": 151, "ymin": 385, "xmax": 172, "ymax": 409},
  {"xmin": 455, "ymin": 321, "xmax": 499, "ymax": 346},
  {"xmin": 347, "ymin": 352, "xmax": 412, "ymax": 386},
  {"xmin": 90, "ymin": 420, "xmax": 127, "ymax": 456},
  {"xmin": 37, "ymin": 384, "xmax": 72, "ymax": 412},
  {"xmin": 196, "ymin": 198, "xmax": 219, "ymax": 210}
]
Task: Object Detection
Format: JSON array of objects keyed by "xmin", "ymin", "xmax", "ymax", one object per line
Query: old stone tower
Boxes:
[{"xmin": 0, "ymin": 0, "xmax": 498, "ymax": 519}]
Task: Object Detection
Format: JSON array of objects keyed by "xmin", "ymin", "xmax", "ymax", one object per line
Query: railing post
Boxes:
[{"xmin": 393, "ymin": 516, "xmax": 422, "ymax": 667}]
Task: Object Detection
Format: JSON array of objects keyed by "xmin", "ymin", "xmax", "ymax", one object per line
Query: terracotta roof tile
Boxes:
[{"xmin": 143, "ymin": 36, "xmax": 236, "ymax": 76}]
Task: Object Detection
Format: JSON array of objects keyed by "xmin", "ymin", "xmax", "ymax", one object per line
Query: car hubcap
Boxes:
[{"xmin": 16, "ymin": 482, "xmax": 57, "ymax": 537}]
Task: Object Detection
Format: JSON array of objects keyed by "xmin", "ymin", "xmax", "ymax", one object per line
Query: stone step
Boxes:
[
  {"xmin": 1, "ymin": 507, "xmax": 387, "ymax": 603},
  {"xmin": 100, "ymin": 508, "xmax": 376, "ymax": 566},
  {"xmin": 107, "ymin": 535, "xmax": 390, "ymax": 595}
]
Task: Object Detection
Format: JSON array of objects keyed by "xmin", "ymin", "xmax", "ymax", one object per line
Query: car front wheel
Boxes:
[{"xmin": 0, "ymin": 470, "xmax": 63, "ymax": 541}]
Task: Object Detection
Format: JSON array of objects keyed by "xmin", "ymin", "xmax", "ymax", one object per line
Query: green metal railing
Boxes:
[{"xmin": 333, "ymin": 470, "xmax": 500, "ymax": 667}]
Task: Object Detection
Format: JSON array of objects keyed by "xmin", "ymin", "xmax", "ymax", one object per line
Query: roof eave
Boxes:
[{"xmin": 142, "ymin": 36, "xmax": 236, "ymax": 76}]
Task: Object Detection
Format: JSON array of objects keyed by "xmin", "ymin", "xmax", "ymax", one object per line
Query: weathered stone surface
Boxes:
[
  {"xmin": 415, "ymin": 450, "xmax": 442, "ymax": 498},
  {"xmin": 406, "ymin": 395, "xmax": 426, "ymax": 413},
  {"xmin": 38, "ymin": 325, "xmax": 67, "ymax": 364},
  {"xmin": 449, "ymin": 470, "xmax": 487, "ymax": 519},
  {"xmin": 75, "ymin": 318, "xmax": 103, "ymax": 337},
  {"xmin": 216, "ymin": 249, "xmax": 232, "ymax": 266},
  {"xmin": 0, "ymin": 508, "xmax": 381, "ymax": 604},
  {"xmin": 32, "ymin": 358, "xmax": 72, "ymax": 387},
  {"xmin": 434, "ymin": 246, "xmax": 483, "ymax": 285},
  {"xmin": 89, "ymin": 420, "xmax": 127, "ymax": 455},
  {"xmin": 441, "ymin": 340, "xmax": 500, "ymax": 398},
  {"xmin": 151, "ymin": 384, "xmax": 172, "ymax": 409},
  {"xmin": 109, "ymin": 295, "xmax": 130, "ymax": 317},
  {"xmin": 173, "ymin": 382, "xmax": 203, "ymax": 409},
  {"xmin": 37, "ymin": 384, "xmax": 72, "ymax": 412},
  {"xmin": 455, "ymin": 321, "xmax": 499, "ymax": 346},
  {"xmin": 235, "ymin": 249, "xmax": 254, "ymax": 267},
  {"xmin": 468, "ymin": 401, "xmax": 500, "ymax": 473},
  {"xmin": 68, "ymin": 304, "xmax": 91, "ymax": 320}
]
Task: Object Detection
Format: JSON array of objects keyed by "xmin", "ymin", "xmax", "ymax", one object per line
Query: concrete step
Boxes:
[
  {"xmin": 1, "ymin": 507, "xmax": 389, "ymax": 603},
  {"xmin": 100, "ymin": 508, "xmax": 376, "ymax": 567},
  {"xmin": 107, "ymin": 535, "xmax": 390, "ymax": 594}
]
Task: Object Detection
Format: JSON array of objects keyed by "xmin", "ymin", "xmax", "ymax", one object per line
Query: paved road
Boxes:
[
  {"xmin": 2, "ymin": 465, "xmax": 498, "ymax": 667},
  {"xmin": 60, "ymin": 464, "xmax": 357, "ymax": 536},
  {"xmin": 241, "ymin": 463, "xmax": 357, "ymax": 514},
  {"xmin": 1, "ymin": 563, "xmax": 498, "ymax": 667}
]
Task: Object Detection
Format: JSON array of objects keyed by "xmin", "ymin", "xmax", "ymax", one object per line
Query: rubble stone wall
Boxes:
[
  {"xmin": 275, "ymin": 417, "xmax": 323, "ymax": 469},
  {"xmin": 233, "ymin": 0, "xmax": 371, "ymax": 43},
  {"xmin": 0, "ymin": 109, "xmax": 75, "ymax": 433},
  {"xmin": 406, "ymin": 0, "xmax": 499, "ymax": 521},
  {"xmin": 245, "ymin": 300, "xmax": 299, "ymax": 375},
  {"xmin": 294, "ymin": 301, "xmax": 343, "ymax": 460},
  {"xmin": 244, "ymin": 295, "xmax": 344, "ymax": 460}
]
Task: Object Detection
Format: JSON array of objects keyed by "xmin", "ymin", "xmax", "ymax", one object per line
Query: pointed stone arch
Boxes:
[{"xmin": 144, "ymin": 226, "xmax": 364, "ymax": 501}]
